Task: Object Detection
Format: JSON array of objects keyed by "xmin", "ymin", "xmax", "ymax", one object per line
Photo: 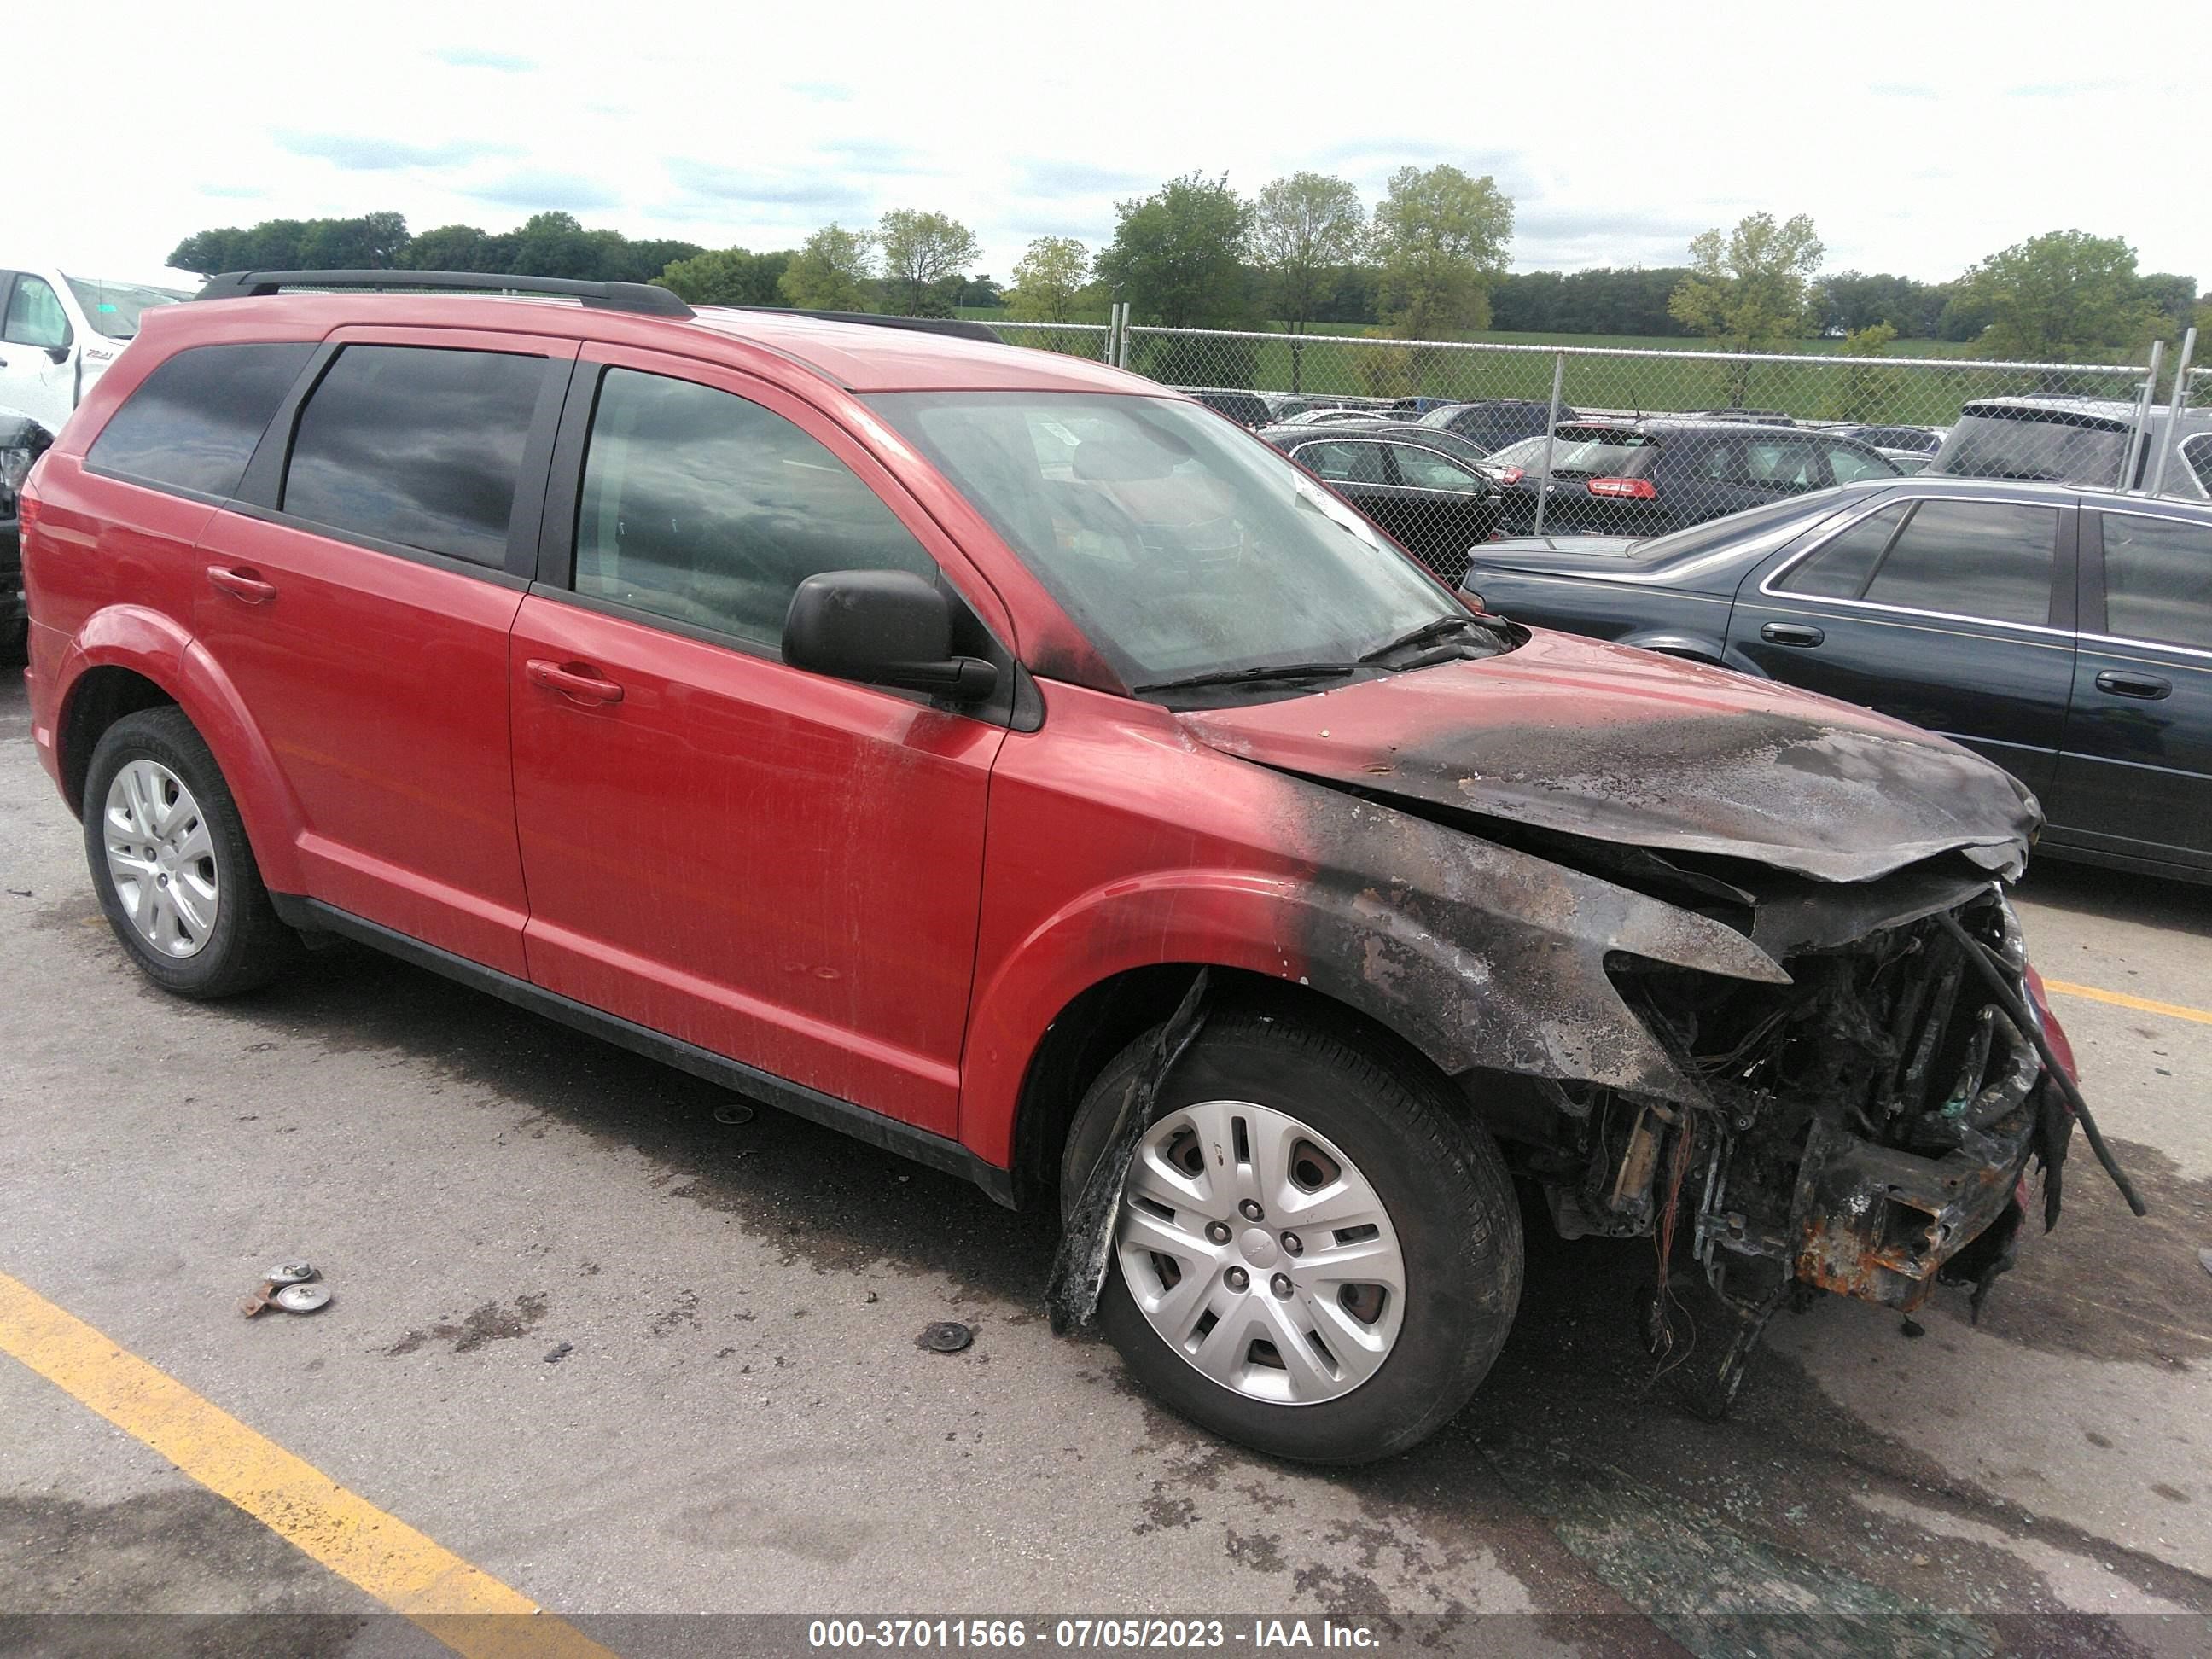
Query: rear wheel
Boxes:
[
  {"xmin": 83, "ymin": 707, "xmax": 296, "ymax": 998},
  {"xmin": 1062, "ymin": 1010, "xmax": 1522, "ymax": 1464}
]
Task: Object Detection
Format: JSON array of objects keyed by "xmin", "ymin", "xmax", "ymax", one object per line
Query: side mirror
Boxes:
[{"xmin": 783, "ymin": 569, "xmax": 998, "ymax": 701}]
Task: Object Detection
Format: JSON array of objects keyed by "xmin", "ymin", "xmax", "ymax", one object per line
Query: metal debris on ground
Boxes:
[
  {"xmin": 544, "ymin": 1342, "xmax": 574, "ymax": 1365},
  {"xmin": 920, "ymin": 1321, "xmax": 973, "ymax": 1353},
  {"xmin": 2199, "ymin": 1248, "xmax": 2212, "ymax": 1281},
  {"xmin": 240, "ymin": 1261, "xmax": 329, "ymax": 1317},
  {"xmin": 713, "ymin": 1103, "xmax": 754, "ymax": 1126}
]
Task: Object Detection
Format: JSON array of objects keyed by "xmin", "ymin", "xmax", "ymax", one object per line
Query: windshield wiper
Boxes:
[
  {"xmin": 1358, "ymin": 613, "xmax": 1508, "ymax": 663},
  {"xmin": 1133, "ymin": 661, "xmax": 1356, "ymax": 695}
]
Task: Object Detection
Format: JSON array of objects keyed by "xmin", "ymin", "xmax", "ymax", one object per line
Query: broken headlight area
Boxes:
[{"xmin": 1507, "ymin": 887, "xmax": 2077, "ymax": 1414}]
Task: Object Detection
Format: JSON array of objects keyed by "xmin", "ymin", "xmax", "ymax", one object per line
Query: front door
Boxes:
[
  {"xmin": 0, "ymin": 272, "xmax": 77, "ymax": 430},
  {"xmin": 1728, "ymin": 493, "xmax": 2076, "ymax": 797},
  {"xmin": 2046, "ymin": 506, "xmax": 2212, "ymax": 871},
  {"xmin": 508, "ymin": 348, "xmax": 1007, "ymax": 1135}
]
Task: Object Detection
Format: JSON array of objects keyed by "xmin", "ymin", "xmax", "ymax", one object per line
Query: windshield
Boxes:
[
  {"xmin": 870, "ymin": 391, "xmax": 1495, "ymax": 695},
  {"xmin": 1936, "ymin": 408, "xmax": 2130, "ymax": 486},
  {"xmin": 62, "ymin": 275, "xmax": 192, "ymax": 340}
]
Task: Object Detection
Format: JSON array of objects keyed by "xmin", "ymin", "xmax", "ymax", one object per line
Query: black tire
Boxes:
[
  {"xmin": 1062, "ymin": 1010, "xmax": 1522, "ymax": 1464},
  {"xmin": 82, "ymin": 707, "xmax": 297, "ymax": 998}
]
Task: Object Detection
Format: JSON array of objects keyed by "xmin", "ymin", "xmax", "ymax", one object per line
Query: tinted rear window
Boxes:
[
  {"xmin": 1938, "ymin": 407, "xmax": 2130, "ymax": 486},
  {"xmin": 282, "ymin": 346, "xmax": 544, "ymax": 567},
  {"xmin": 1543, "ymin": 427, "xmax": 1658, "ymax": 476},
  {"xmin": 86, "ymin": 341, "xmax": 314, "ymax": 498}
]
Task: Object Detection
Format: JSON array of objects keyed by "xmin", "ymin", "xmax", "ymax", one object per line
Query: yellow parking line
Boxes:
[
  {"xmin": 0, "ymin": 1270, "xmax": 616, "ymax": 1659},
  {"xmin": 2042, "ymin": 979, "xmax": 2212, "ymax": 1028}
]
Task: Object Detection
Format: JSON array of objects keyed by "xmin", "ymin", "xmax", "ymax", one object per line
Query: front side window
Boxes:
[
  {"xmin": 1389, "ymin": 445, "xmax": 1485, "ymax": 492},
  {"xmin": 85, "ymin": 341, "xmax": 316, "ymax": 498},
  {"xmin": 1825, "ymin": 443, "xmax": 1895, "ymax": 485},
  {"xmin": 1293, "ymin": 440, "xmax": 1387, "ymax": 484},
  {"xmin": 1742, "ymin": 439, "xmax": 1821, "ymax": 490},
  {"xmin": 2101, "ymin": 513, "xmax": 2212, "ymax": 651},
  {"xmin": 282, "ymin": 346, "xmax": 544, "ymax": 568},
  {"xmin": 870, "ymin": 390, "xmax": 1486, "ymax": 691},
  {"xmin": 3, "ymin": 275, "xmax": 70, "ymax": 350},
  {"xmin": 575, "ymin": 367, "xmax": 937, "ymax": 649},
  {"xmin": 2180, "ymin": 434, "xmax": 2212, "ymax": 498},
  {"xmin": 1860, "ymin": 499, "xmax": 2058, "ymax": 626}
]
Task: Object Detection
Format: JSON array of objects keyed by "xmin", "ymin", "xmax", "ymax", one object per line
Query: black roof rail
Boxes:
[
  {"xmin": 194, "ymin": 270, "xmax": 695, "ymax": 319},
  {"xmin": 732, "ymin": 306, "xmax": 1002, "ymax": 344}
]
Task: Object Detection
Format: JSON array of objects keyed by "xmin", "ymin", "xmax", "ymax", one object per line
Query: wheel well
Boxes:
[
  {"xmin": 60, "ymin": 667, "xmax": 176, "ymax": 816},
  {"xmin": 1007, "ymin": 965, "xmax": 1447, "ymax": 1211}
]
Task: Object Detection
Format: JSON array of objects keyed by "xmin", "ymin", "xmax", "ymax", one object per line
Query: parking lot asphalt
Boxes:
[{"xmin": 3, "ymin": 665, "xmax": 2209, "ymax": 1656}]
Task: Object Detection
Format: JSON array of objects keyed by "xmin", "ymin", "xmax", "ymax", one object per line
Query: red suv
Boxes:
[{"xmin": 21, "ymin": 272, "xmax": 2090, "ymax": 1462}]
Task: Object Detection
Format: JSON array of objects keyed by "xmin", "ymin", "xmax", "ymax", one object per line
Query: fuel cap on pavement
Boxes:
[{"xmin": 266, "ymin": 1263, "xmax": 317, "ymax": 1285}]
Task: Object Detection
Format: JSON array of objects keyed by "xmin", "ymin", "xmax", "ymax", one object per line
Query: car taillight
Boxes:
[{"xmin": 1586, "ymin": 476, "xmax": 1656, "ymax": 500}]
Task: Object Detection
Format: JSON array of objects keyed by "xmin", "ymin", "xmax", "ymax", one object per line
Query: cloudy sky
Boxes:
[{"xmin": 16, "ymin": 2, "xmax": 2206, "ymax": 289}]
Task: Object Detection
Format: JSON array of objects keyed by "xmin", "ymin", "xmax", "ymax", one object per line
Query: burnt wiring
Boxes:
[{"xmin": 1931, "ymin": 911, "xmax": 2147, "ymax": 1218}]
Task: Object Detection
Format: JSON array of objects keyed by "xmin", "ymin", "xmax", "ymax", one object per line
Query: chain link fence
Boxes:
[{"xmin": 987, "ymin": 320, "xmax": 1112, "ymax": 361}]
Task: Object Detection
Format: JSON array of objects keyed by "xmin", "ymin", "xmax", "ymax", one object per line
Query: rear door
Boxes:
[
  {"xmin": 191, "ymin": 327, "xmax": 576, "ymax": 975},
  {"xmin": 1728, "ymin": 493, "xmax": 2076, "ymax": 795},
  {"xmin": 2046, "ymin": 505, "xmax": 2212, "ymax": 871},
  {"xmin": 1382, "ymin": 441, "xmax": 1499, "ymax": 580},
  {"xmin": 507, "ymin": 346, "xmax": 1009, "ymax": 1135}
]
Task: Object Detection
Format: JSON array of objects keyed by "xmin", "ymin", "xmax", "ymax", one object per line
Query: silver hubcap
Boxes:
[
  {"xmin": 1117, "ymin": 1099, "xmax": 1406, "ymax": 1406},
  {"xmin": 102, "ymin": 759, "xmax": 219, "ymax": 958}
]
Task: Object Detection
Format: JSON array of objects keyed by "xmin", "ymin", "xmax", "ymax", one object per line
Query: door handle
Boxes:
[
  {"xmin": 2094, "ymin": 670, "xmax": 2171, "ymax": 700},
  {"xmin": 526, "ymin": 658, "xmax": 625, "ymax": 706},
  {"xmin": 207, "ymin": 566, "xmax": 277, "ymax": 604},
  {"xmin": 1760, "ymin": 621, "xmax": 1825, "ymax": 646}
]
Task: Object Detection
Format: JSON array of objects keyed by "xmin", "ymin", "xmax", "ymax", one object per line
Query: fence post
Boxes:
[
  {"xmin": 2148, "ymin": 327, "xmax": 2197, "ymax": 498},
  {"xmin": 1529, "ymin": 351, "xmax": 1567, "ymax": 538},
  {"xmin": 1115, "ymin": 303, "xmax": 1132, "ymax": 370},
  {"xmin": 2120, "ymin": 339, "xmax": 2164, "ymax": 492}
]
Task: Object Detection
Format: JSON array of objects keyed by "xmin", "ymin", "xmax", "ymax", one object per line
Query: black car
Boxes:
[
  {"xmin": 1278, "ymin": 414, "xmax": 1493, "ymax": 467},
  {"xmin": 1419, "ymin": 398, "xmax": 1578, "ymax": 451},
  {"xmin": 1459, "ymin": 478, "xmax": 2212, "ymax": 880},
  {"xmin": 0, "ymin": 406, "xmax": 54, "ymax": 661},
  {"xmin": 1260, "ymin": 422, "xmax": 1502, "ymax": 581},
  {"xmin": 1175, "ymin": 386, "xmax": 1272, "ymax": 428},
  {"xmin": 1482, "ymin": 418, "xmax": 1901, "ymax": 536}
]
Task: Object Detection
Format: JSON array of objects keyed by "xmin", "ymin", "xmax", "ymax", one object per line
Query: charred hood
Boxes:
[{"xmin": 1180, "ymin": 633, "xmax": 2040, "ymax": 886}]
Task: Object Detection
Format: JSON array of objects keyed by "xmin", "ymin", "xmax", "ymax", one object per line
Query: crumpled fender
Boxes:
[
  {"xmin": 963, "ymin": 773, "xmax": 1786, "ymax": 1165},
  {"xmin": 53, "ymin": 605, "xmax": 307, "ymax": 893}
]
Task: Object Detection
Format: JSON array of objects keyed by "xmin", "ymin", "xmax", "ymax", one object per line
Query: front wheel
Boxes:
[{"xmin": 1062, "ymin": 1010, "xmax": 1522, "ymax": 1464}]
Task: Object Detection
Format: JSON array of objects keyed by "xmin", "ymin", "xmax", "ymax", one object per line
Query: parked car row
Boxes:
[
  {"xmin": 22, "ymin": 267, "xmax": 2086, "ymax": 1461},
  {"xmin": 1461, "ymin": 477, "xmax": 2212, "ymax": 881}
]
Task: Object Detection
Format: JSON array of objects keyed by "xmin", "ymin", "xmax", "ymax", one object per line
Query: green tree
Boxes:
[
  {"xmin": 779, "ymin": 224, "xmax": 877, "ymax": 311},
  {"xmin": 1370, "ymin": 164, "xmax": 1513, "ymax": 339},
  {"xmin": 657, "ymin": 247, "xmax": 794, "ymax": 306},
  {"xmin": 1008, "ymin": 236, "xmax": 1091, "ymax": 322},
  {"xmin": 403, "ymin": 224, "xmax": 501, "ymax": 271},
  {"xmin": 1252, "ymin": 171, "xmax": 1367, "ymax": 388},
  {"xmin": 1959, "ymin": 230, "xmax": 2163, "ymax": 361},
  {"xmin": 877, "ymin": 210, "xmax": 980, "ymax": 317},
  {"xmin": 1094, "ymin": 172, "xmax": 1254, "ymax": 329},
  {"xmin": 1668, "ymin": 212, "xmax": 1825, "ymax": 349}
]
